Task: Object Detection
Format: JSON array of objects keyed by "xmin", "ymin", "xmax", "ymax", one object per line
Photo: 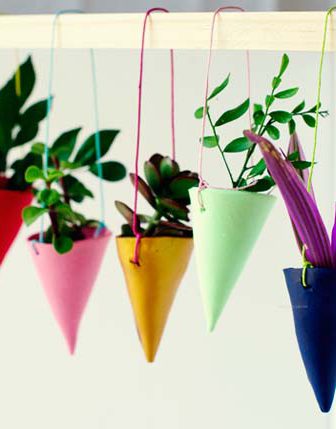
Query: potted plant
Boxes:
[
  {"xmin": 115, "ymin": 154, "xmax": 198, "ymax": 362},
  {"xmin": 245, "ymin": 128, "xmax": 336, "ymax": 413},
  {"xmin": 0, "ymin": 56, "xmax": 49, "ymax": 265},
  {"xmin": 23, "ymin": 127, "xmax": 126, "ymax": 353},
  {"xmin": 190, "ymin": 53, "xmax": 327, "ymax": 331}
]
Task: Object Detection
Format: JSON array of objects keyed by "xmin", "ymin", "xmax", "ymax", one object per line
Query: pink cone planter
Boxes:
[{"xmin": 28, "ymin": 228, "xmax": 111, "ymax": 353}]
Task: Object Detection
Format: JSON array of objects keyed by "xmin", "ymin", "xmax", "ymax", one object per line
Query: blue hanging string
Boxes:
[{"xmin": 40, "ymin": 9, "xmax": 105, "ymax": 242}]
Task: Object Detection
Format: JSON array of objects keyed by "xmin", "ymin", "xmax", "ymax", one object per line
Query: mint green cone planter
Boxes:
[{"xmin": 189, "ymin": 188, "xmax": 276, "ymax": 331}]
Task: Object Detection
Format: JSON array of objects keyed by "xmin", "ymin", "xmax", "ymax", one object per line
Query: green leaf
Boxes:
[
  {"xmin": 271, "ymin": 77, "xmax": 281, "ymax": 91},
  {"xmin": 279, "ymin": 53, "xmax": 289, "ymax": 77},
  {"xmin": 46, "ymin": 168, "xmax": 64, "ymax": 182},
  {"xmin": 22, "ymin": 206, "xmax": 47, "ymax": 226},
  {"xmin": 54, "ymin": 203, "xmax": 76, "ymax": 219},
  {"xmin": 207, "ymin": 74, "xmax": 230, "ymax": 101},
  {"xmin": 253, "ymin": 110, "xmax": 265, "ymax": 126},
  {"xmin": 302, "ymin": 114, "xmax": 316, "ymax": 127},
  {"xmin": 253, "ymin": 104, "xmax": 263, "ymax": 113},
  {"xmin": 25, "ymin": 165, "xmax": 44, "ymax": 183},
  {"xmin": 248, "ymin": 158, "xmax": 266, "ymax": 178},
  {"xmin": 144, "ymin": 161, "xmax": 161, "ymax": 192},
  {"xmin": 14, "ymin": 98, "xmax": 51, "ymax": 146},
  {"xmin": 266, "ymin": 94, "xmax": 275, "ymax": 106},
  {"xmin": 223, "ymin": 136, "xmax": 252, "ymax": 153},
  {"xmin": 157, "ymin": 197, "xmax": 189, "ymax": 221},
  {"xmin": 62, "ymin": 175, "xmax": 93, "ymax": 203},
  {"xmin": 31, "ymin": 142, "xmax": 45, "ymax": 155},
  {"xmin": 194, "ymin": 106, "xmax": 206, "ymax": 119},
  {"xmin": 89, "ymin": 161, "xmax": 126, "ymax": 181},
  {"xmin": 292, "ymin": 160, "xmax": 313, "ymax": 170},
  {"xmin": 53, "ymin": 235, "xmax": 73, "ymax": 254},
  {"xmin": 51, "ymin": 128, "xmax": 81, "ymax": 161},
  {"xmin": 73, "ymin": 129, "xmax": 120, "ymax": 165},
  {"xmin": 307, "ymin": 102, "xmax": 321, "ymax": 113},
  {"xmin": 59, "ymin": 160, "xmax": 82, "ymax": 170},
  {"xmin": 292, "ymin": 100, "xmax": 305, "ymax": 113},
  {"xmin": 274, "ymin": 87, "xmax": 299, "ymax": 99},
  {"xmin": 129, "ymin": 173, "xmax": 156, "ymax": 208},
  {"xmin": 202, "ymin": 135, "xmax": 218, "ymax": 148},
  {"xmin": 9, "ymin": 152, "xmax": 42, "ymax": 191},
  {"xmin": 245, "ymin": 176, "xmax": 275, "ymax": 193},
  {"xmin": 288, "ymin": 119, "xmax": 296, "ymax": 135},
  {"xmin": 37, "ymin": 189, "xmax": 60, "ymax": 207},
  {"xmin": 215, "ymin": 98, "xmax": 250, "ymax": 127},
  {"xmin": 266, "ymin": 125, "xmax": 280, "ymax": 140},
  {"xmin": 269, "ymin": 110, "xmax": 293, "ymax": 123},
  {"xmin": 159, "ymin": 157, "xmax": 179, "ymax": 179},
  {"xmin": 287, "ymin": 151, "xmax": 299, "ymax": 161},
  {"xmin": 169, "ymin": 173, "xmax": 199, "ymax": 200}
]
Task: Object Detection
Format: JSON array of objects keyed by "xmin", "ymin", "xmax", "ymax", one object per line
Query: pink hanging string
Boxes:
[
  {"xmin": 198, "ymin": 6, "xmax": 252, "ymax": 206},
  {"xmin": 131, "ymin": 7, "xmax": 175, "ymax": 265}
]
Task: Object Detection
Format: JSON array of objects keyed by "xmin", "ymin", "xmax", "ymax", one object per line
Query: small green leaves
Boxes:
[
  {"xmin": 157, "ymin": 197, "xmax": 189, "ymax": 221},
  {"xmin": 289, "ymin": 119, "xmax": 296, "ymax": 135},
  {"xmin": 62, "ymin": 175, "xmax": 93, "ymax": 203},
  {"xmin": 37, "ymin": 189, "xmax": 60, "ymax": 206},
  {"xmin": 194, "ymin": 106, "xmax": 206, "ymax": 119},
  {"xmin": 25, "ymin": 165, "xmax": 44, "ymax": 183},
  {"xmin": 265, "ymin": 94, "xmax": 275, "ymax": 107},
  {"xmin": 22, "ymin": 206, "xmax": 47, "ymax": 226},
  {"xmin": 272, "ymin": 77, "xmax": 281, "ymax": 90},
  {"xmin": 279, "ymin": 53, "xmax": 289, "ymax": 77},
  {"xmin": 215, "ymin": 98, "xmax": 250, "ymax": 127},
  {"xmin": 46, "ymin": 168, "xmax": 64, "ymax": 182},
  {"xmin": 89, "ymin": 161, "xmax": 126, "ymax": 181},
  {"xmin": 253, "ymin": 104, "xmax": 265, "ymax": 126},
  {"xmin": 53, "ymin": 235, "xmax": 73, "ymax": 254},
  {"xmin": 223, "ymin": 136, "xmax": 252, "ymax": 153},
  {"xmin": 169, "ymin": 173, "xmax": 199, "ymax": 200},
  {"xmin": 202, "ymin": 135, "xmax": 218, "ymax": 148},
  {"xmin": 292, "ymin": 101, "xmax": 305, "ymax": 113},
  {"xmin": 274, "ymin": 87, "xmax": 299, "ymax": 99},
  {"xmin": 207, "ymin": 74, "xmax": 230, "ymax": 101},
  {"xmin": 246, "ymin": 176, "xmax": 275, "ymax": 193},
  {"xmin": 266, "ymin": 125, "xmax": 280, "ymax": 140},
  {"xmin": 248, "ymin": 159, "xmax": 266, "ymax": 178},
  {"xmin": 31, "ymin": 142, "xmax": 45, "ymax": 155},
  {"xmin": 292, "ymin": 160, "xmax": 313, "ymax": 170},
  {"xmin": 302, "ymin": 114, "xmax": 316, "ymax": 127},
  {"xmin": 269, "ymin": 111, "xmax": 293, "ymax": 123}
]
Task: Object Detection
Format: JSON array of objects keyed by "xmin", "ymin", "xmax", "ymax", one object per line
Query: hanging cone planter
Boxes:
[
  {"xmin": 0, "ymin": 188, "xmax": 33, "ymax": 265},
  {"xmin": 28, "ymin": 228, "xmax": 111, "ymax": 353},
  {"xmin": 284, "ymin": 268, "xmax": 336, "ymax": 413},
  {"xmin": 190, "ymin": 188, "xmax": 275, "ymax": 331},
  {"xmin": 117, "ymin": 237, "xmax": 193, "ymax": 362}
]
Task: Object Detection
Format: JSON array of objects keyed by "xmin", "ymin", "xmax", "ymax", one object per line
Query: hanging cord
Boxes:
[
  {"xmin": 131, "ymin": 7, "xmax": 176, "ymax": 265},
  {"xmin": 197, "ymin": 6, "xmax": 252, "ymax": 210},
  {"xmin": 301, "ymin": 6, "xmax": 336, "ymax": 286},
  {"xmin": 39, "ymin": 9, "xmax": 105, "ymax": 242},
  {"xmin": 14, "ymin": 49, "xmax": 21, "ymax": 97}
]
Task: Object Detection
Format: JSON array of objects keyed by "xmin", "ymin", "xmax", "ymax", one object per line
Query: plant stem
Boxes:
[
  {"xmin": 52, "ymin": 156, "xmax": 70, "ymax": 205},
  {"xmin": 207, "ymin": 110, "xmax": 235, "ymax": 187}
]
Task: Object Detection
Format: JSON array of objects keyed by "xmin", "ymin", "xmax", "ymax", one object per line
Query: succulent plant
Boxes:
[
  {"xmin": 22, "ymin": 128, "xmax": 126, "ymax": 254},
  {"xmin": 115, "ymin": 154, "xmax": 199, "ymax": 238}
]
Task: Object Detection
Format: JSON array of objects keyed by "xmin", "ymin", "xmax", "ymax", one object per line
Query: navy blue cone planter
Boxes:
[{"xmin": 284, "ymin": 267, "xmax": 336, "ymax": 413}]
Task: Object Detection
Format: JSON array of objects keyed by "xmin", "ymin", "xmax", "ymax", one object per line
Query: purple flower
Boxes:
[{"xmin": 244, "ymin": 130, "xmax": 334, "ymax": 268}]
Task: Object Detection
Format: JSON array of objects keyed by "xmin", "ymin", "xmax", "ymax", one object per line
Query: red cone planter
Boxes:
[
  {"xmin": 28, "ymin": 228, "xmax": 111, "ymax": 353},
  {"xmin": 0, "ymin": 188, "xmax": 33, "ymax": 265}
]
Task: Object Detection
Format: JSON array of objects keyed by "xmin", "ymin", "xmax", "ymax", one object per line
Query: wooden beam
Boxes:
[{"xmin": 0, "ymin": 12, "xmax": 334, "ymax": 51}]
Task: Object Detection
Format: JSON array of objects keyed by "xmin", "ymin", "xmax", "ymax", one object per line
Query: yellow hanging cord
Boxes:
[
  {"xmin": 301, "ymin": 6, "xmax": 336, "ymax": 286},
  {"xmin": 14, "ymin": 49, "xmax": 21, "ymax": 97}
]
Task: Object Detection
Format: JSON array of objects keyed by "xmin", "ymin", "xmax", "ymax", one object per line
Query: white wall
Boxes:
[{"xmin": 0, "ymin": 47, "xmax": 335, "ymax": 429}]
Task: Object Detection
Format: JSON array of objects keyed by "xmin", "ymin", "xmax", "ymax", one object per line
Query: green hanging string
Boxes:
[{"xmin": 301, "ymin": 6, "xmax": 336, "ymax": 286}]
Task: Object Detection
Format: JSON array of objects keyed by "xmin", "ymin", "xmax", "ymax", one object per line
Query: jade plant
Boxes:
[
  {"xmin": 115, "ymin": 154, "xmax": 199, "ymax": 237},
  {"xmin": 195, "ymin": 53, "xmax": 328, "ymax": 192},
  {"xmin": 22, "ymin": 128, "xmax": 126, "ymax": 253},
  {"xmin": 0, "ymin": 56, "xmax": 49, "ymax": 190}
]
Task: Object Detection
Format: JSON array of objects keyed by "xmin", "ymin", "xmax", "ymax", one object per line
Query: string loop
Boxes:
[
  {"xmin": 197, "ymin": 6, "xmax": 251, "ymax": 208},
  {"xmin": 131, "ymin": 7, "xmax": 176, "ymax": 265},
  {"xmin": 39, "ymin": 9, "xmax": 105, "ymax": 242}
]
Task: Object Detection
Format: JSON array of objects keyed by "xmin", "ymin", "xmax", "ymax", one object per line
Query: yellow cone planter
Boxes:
[
  {"xmin": 117, "ymin": 236, "xmax": 193, "ymax": 362},
  {"xmin": 190, "ymin": 187, "xmax": 275, "ymax": 331}
]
